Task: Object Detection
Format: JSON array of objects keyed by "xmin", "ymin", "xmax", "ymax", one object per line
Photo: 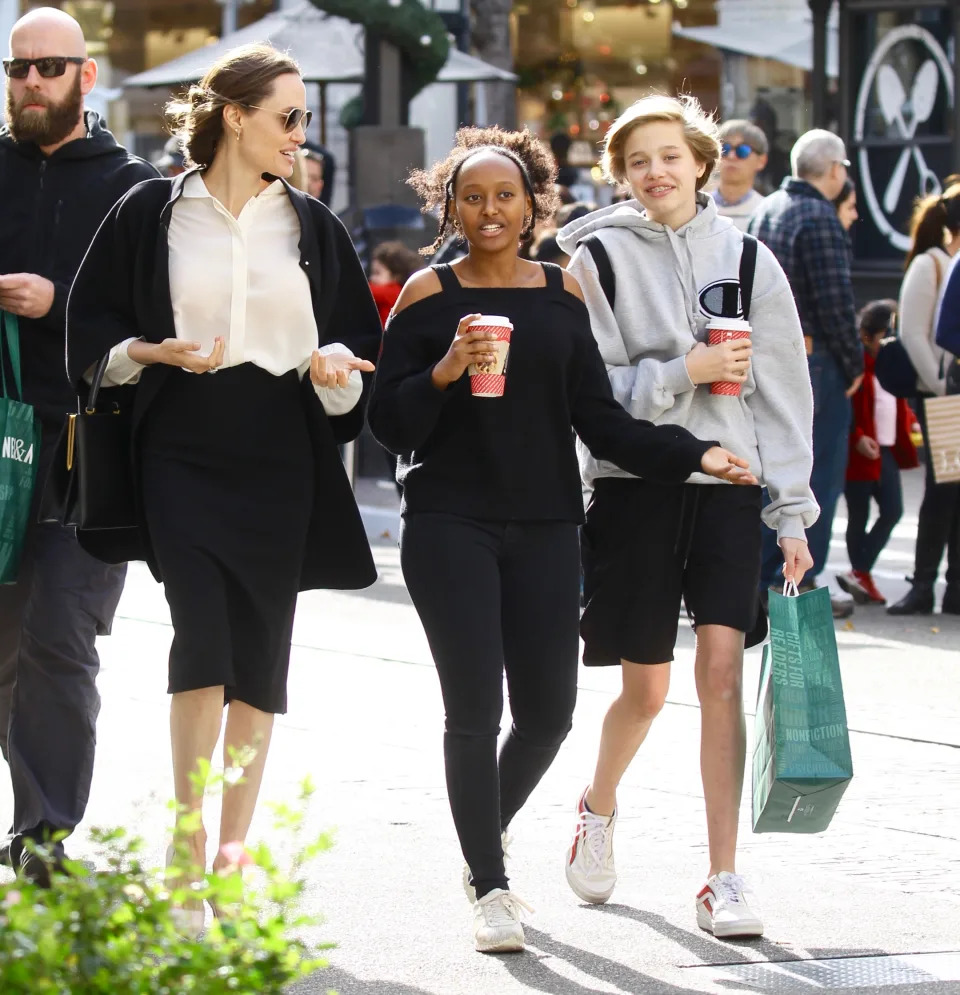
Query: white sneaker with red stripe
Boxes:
[
  {"xmin": 564, "ymin": 788, "xmax": 617, "ymax": 904},
  {"xmin": 696, "ymin": 872, "xmax": 764, "ymax": 938}
]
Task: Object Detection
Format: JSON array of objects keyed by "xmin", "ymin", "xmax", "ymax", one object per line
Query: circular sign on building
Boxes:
[{"xmin": 853, "ymin": 24, "xmax": 953, "ymax": 253}]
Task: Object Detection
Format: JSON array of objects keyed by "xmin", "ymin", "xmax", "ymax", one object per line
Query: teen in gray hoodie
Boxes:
[{"xmin": 556, "ymin": 94, "xmax": 818, "ymax": 940}]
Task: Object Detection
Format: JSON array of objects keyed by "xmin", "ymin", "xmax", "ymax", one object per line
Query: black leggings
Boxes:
[{"xmin": 400, "ymin": 513, "xmax": 580, "ymax": 899}]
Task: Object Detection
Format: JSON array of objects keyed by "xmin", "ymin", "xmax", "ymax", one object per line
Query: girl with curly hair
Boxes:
[{"xmin": 368, "ymin": 126, "xmax": 757, "ymax": 953}]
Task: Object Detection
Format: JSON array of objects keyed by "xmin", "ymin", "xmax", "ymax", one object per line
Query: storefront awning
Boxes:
[
  {"xmin": 672, "ymin": 21, "xmax": 838, "ymax": 78},
  {"xmin": 123, "ymin": 1, "xmax": 515, "ymax": 88}
]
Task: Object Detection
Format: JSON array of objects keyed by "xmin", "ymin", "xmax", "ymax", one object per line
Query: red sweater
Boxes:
[
  {"xmin": 370, "ymin": 281, "xmax": 402, "ymax": 328},
  {"xmin": 847, "ymin": 350, "xmax": 919, "ymax": 481}
]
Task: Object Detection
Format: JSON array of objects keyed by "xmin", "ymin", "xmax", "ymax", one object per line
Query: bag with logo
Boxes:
[
  {"xmin": 752, "ymin": 584, "xmax": 853, "ymax": 834},
  {"xmin": 0, "ymin": 311, "xmax": 40, "ymax": 584},
  {"xmin": 922, "ymin": 393, "xmax": 960, "ymax": 484}
]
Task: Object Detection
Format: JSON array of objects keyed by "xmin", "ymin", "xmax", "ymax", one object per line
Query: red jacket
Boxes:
[
  {"xmin": 847, "ymin": 350, "xmax": 919, "ymax": 481},
  {"xmin": 370, "ymin": 281, "xmax": 402, "ymax": 328}
]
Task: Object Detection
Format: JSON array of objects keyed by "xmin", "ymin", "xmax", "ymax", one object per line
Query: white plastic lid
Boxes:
[
  {"xmin": 469, "ymin": 315, "xmax": 513, "ymax": 327},
  {"xmin": 705, "ymin": 317, "xmax": 751, "ymax": 331}
]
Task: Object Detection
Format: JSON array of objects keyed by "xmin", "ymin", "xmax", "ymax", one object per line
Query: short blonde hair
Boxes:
[{"xmin": 600, "ymin": 93, "xmax": 720, "ymax": 192}]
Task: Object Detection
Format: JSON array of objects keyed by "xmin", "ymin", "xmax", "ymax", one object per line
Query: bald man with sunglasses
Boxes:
[{"xmin": 0, "ymin": 7, "xmax": 157, "ymax": 886}]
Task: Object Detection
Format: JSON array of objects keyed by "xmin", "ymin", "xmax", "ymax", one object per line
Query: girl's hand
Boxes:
[
  {"xmin": 856, "ymin": 436, "xmax": 881, "ymax": 460},
  {"xmin": 431, "ymin": 313, "xmax": 497, "ymax": 390},
  {"xmin": 685, "ymin": 338, "xmax": 752, "ymax": 385},
  {"xmin": 129, "ymin": 336, "xmax": 226, "ymax": 373},
  {"xmin": 310, "ymin": 350, "xmax": 375, "ymax": 388},
  {"xmin": 780, "ymin": 537, "xmax": 814, "ymax": 586},
  {"xmin": 700, "ymin": 446, "xmax": 758, "ymax": 485}
]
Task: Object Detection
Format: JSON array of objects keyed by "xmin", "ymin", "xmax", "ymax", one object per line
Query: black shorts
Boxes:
[{"xmin": 580, "ymin": 479, "xmax": 763, "ymax": 666}]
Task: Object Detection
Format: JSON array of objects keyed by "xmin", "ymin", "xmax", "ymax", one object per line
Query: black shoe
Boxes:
[
  {"xmin": 11, "ymin": 834, "xmax": 67, "ymax": 888},
  {"xmin": 941, "ymin": 584, "xmax": 960, "ymax": 615},
  {"xmin": 886, "ymin": 580, "xmax": 934, "ymax": 616},
  {"xmin": 0, "ymin": 833, "xmax": 12, "ymax": 867}
]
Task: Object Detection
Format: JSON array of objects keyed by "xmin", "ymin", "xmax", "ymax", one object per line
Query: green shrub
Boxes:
[{"xmin": 0, "ymin": 778, "xmax": 334, "ymax": 994}]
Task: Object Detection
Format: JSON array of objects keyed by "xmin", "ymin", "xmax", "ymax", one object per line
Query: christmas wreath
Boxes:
[{"xmin": 308, "ymin": 0, "xmax": 450, "ymax": 126}]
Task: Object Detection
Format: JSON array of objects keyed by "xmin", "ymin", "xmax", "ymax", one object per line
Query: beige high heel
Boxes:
[{"xmin": 165, "ymin": 843, "xmax": 206, "ymax": 938}]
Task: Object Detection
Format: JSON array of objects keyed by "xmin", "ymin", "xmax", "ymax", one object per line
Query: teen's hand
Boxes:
[
  {"xmin": 700, "ymin": 446, "xmax": 758, "ymax": 485},
  {"xmin": 685, "ymin": 338, "xmax": 752, "ymax": 385},
  {"xmin": 856, "ymin": 435, "xmax": 881, "ymax": 460},
  {"xmin": 431, "ymin": 313, "xmax": 497, "ymax": 390},
  {"xmin": 129, "ymin": 336, "xmax": 226, "ymax": 373},
  {"xmin": 310, "ymin": 350, "xmax": 375, "ymax": 388},
  {"xmin": 780, "ymin": 537, "xmax": 814, "ymax": 586},
  {"xmin": 0, "ymin": 273, "xmax": 55, "ymax": 319}
]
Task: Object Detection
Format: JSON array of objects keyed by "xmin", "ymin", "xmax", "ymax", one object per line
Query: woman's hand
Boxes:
[
  {"xmin": 685, "ymin": 338, "xmax": 752, "ymax": 385},
  {"xmin": 431, "ymin": 313, "xmax": 497, "ymax": 390},
  {"xmin": 855, "ymin": 435, "xmax": 881, "ymax": 460},
  {"xmin": 128, "ymin": 336, "xmax": 226, "ymax": 373},
  {"xmin": 310, "ymin": 350, "xmax": 375, "ymax": 388},
  {"xmin": 780, "ymin": 537, "xmax": 814, "ymax": 587},
  {"xmin": 700, "ymin": 446, "xmax": 759, "ymax": 485}
]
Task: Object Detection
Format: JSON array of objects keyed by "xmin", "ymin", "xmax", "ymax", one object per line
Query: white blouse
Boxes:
[{"xmin": 102, "ymin": 172, "xmax": 361, "ymax": 417}]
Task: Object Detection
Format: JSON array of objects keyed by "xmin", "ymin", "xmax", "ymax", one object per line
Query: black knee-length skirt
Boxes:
[{"xmin": 140, "ymin": 363, "xmax": 313, "ymax": 714}]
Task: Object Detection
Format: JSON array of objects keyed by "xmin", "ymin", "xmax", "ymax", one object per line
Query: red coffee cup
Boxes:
[
  {"xmin": 467, "ymin": 315, "xmax": 513, "ymax": 397},
  {"xmin": 707, "ymin": 318, "xmax": 751, "ymax": 396}
]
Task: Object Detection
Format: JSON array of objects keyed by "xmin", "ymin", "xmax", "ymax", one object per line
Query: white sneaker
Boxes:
[
  {"xmin": 696, "ymin": 872, "xmax": 764, "ymax": 938},
  {"xmin": 472, "ymin": 888, "xmax": 531, "ymax": 953},
  {"xmin": 564, "ymin": 787, "xmax": 617, "ymax": 904},
  {"xmin": 462, "ymin": 831, "xmax": 511, "ymax": 904}
]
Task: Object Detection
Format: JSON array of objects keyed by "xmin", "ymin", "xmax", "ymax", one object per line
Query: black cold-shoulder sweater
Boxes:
[{"xmin": 367, "ymin": 263, "xmax": 717, "ymax": 523}]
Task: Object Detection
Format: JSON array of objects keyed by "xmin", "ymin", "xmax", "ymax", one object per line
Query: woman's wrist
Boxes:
[
  {"xmin": 430, "ymin": 359, "xmax": 455, "ymax": 391},
  {"xmin": 126, "ymin": 339, "xmax": 159, "ymax": 366}
]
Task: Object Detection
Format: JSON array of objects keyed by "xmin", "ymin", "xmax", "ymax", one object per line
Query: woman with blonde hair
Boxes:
[
  {"xmin": 556, "ymin": 94, "xmax": 817, "ymax": 937},
  {"xmin": 885, "ymin": 183, "xmax": 960, "ymax": 615},
  {"xmin": 67, "ymin": 43, "xmax": 381, "ymax": 932}
]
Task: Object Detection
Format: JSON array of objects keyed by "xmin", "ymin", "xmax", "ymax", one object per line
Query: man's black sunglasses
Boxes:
[{"xmin": 3, "ymin": 56, "xmax": 85, "ymax": 79}]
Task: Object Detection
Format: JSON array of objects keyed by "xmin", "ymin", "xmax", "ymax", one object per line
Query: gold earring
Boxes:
[{"xmin": 235, "ymin": 127, "xmax": 242, "ymax": 142}]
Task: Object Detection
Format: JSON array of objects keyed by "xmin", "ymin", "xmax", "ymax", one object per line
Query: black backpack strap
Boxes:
[
  {"xmin": 739, "ymin": 234, "xmax": 758, "ymax": 321},
  {"xmin": 578, "ymin": 234, "xmax": 616, "ymax": 311},
  {"xmin": 431, "ymin": 263, "xmax": 461, "ymax": 293}
]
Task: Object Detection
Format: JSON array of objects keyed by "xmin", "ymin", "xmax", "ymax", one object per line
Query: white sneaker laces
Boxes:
[
  {"xmin": 578, "ymin": 811, "xmax": 612, "ymax": 870},
  {"xmin": 714, "ymin": 873, "xmax": 749, "ymax": 906},
  {"xmin": 481, "ymin": 891, "xmax": 533, "ymax": 927}
]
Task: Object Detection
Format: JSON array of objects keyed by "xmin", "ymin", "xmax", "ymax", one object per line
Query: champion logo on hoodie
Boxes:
[{"xmin": 699, "ymin": 279, "xmax": 745, "ymax": 320}]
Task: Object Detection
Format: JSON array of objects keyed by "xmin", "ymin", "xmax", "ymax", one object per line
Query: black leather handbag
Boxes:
[{"xmin": 39, "ymin": 354, "xmax": 137, "ymax": 530}]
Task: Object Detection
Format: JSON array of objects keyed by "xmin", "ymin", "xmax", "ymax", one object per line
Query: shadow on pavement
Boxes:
[
  {"xmin": 289, "ymin": 965, "xmax": 436, "ymax": 994},
  {"xmin": 502, "ymin": 925, "xmax": 694, "ymax": 994}
]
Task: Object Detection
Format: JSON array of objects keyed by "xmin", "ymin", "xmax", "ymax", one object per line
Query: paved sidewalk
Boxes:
[{"xmin": 1, "ymin": 468, "xmax": 958, "ymax": 994}]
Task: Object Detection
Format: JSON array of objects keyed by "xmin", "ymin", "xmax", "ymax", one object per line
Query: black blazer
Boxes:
[{"xmin": 66, "ymin": 170, "xmax": 382, "ymax": 592}]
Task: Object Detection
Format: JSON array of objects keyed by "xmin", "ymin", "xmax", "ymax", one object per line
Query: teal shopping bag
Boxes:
[
  {"xmin": 751, "ymin": 585, "xmax": 853, "ymax": 833},
  {"xmin": 0, "ymin": 311, "xmax": 40, "ymax": 583}
]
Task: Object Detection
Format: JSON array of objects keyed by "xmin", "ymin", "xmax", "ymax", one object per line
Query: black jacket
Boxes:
[
  {"xmin": 0, "ymin": 111, "xmax": 158, "ymax": 425},
  {"xmin": 66, "ymin": 169, "xmax": 383, "ymax": 592}
]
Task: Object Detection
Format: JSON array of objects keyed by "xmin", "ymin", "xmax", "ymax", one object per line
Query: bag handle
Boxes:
[
  {"xmin": 781, "ymin": 579, "xmax": 800, "ymax": 598},
  {"xmin": 0, "ymin": 311, "xmax": 23, "ymax": 402},
  {"xmin": 84, "ymin": 353, "xmax": 113, "ymax": 415},
  {"xmin": 739, "ymin": 234, "xmax": 758, "ymax": 321}
]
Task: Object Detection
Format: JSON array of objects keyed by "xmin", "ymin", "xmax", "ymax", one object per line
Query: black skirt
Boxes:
[{"xmin": 140, "ymin": 364, "xmax": 313, "ymax": 714}]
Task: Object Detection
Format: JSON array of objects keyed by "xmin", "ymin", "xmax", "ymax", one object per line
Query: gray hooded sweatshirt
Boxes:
[{"xmin": 557, "ymin": 193, "xmax": 818, "ymax": 543}]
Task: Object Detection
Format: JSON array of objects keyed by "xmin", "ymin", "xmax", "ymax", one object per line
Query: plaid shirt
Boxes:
[{"xmin": 748, "ymin": 178, "xmax": 863, "ymax": 385}]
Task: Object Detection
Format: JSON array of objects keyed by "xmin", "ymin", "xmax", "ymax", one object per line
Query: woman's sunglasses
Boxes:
[
  {"xmin": 722, "ymin": 142, "xmax": 756, "ymax": 160},
  {"xmin": 3, "ymin": 56, "xmax": 85, "ymax": 79},
  {"xmin": 243, "ymin": 103, "xmax": 313, "ymax": 133}
]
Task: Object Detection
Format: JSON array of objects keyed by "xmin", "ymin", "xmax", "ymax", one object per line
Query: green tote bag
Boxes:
[
  {"xmin": 751, "ymin": 584, "xmax": 854, "ymax": 833},
  {"xmin": 0, "ymin": 311, "xmax": 40, "ymax": 584}
]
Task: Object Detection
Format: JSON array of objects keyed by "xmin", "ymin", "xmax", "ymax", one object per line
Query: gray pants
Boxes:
[{"xmin": 0, "ymin": 428, "xmax": 126, "ymax": 838}]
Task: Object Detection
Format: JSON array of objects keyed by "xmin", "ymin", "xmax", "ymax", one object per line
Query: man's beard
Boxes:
[{"xmin": 5, "ymin": 73, "xmax": 83, "ymax": 146}]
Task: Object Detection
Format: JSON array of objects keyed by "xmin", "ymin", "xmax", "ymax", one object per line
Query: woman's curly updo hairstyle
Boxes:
[
  {"xmin": 165, "ymin": 44, "xmax": 301, "ymax": 169},
  {"xmin": 409, "ymin": 126, "xmax": 560, "ymax": 255}
]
